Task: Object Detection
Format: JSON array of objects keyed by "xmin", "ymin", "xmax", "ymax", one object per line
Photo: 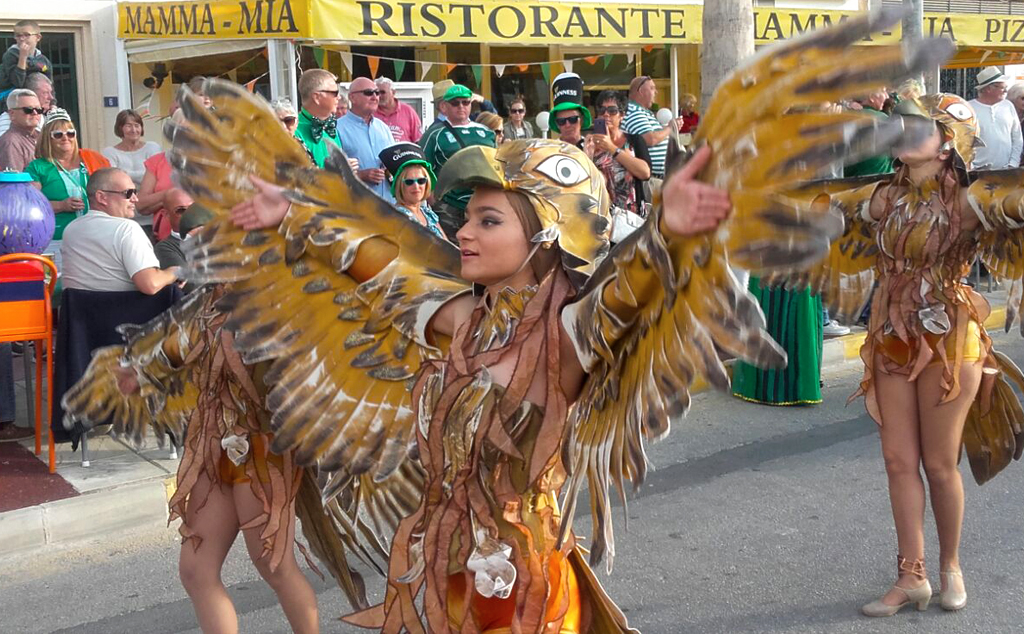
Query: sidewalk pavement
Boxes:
[{"xmin": 0, "ymin": 288, "xmax": 1011, "ymax": 559}]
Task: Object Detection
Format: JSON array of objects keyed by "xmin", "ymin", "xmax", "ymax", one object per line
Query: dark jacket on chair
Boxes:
[{"xmin": 51, "ymin": 286, "xmax": 181, "ymax": 446}]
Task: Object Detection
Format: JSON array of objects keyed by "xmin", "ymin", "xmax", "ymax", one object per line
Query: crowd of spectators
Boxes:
[{"xmin": 11, "ymin": 17, "xmax": 1024, "ymax": 437}]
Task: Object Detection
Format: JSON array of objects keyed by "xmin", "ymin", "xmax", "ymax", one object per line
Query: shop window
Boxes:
[
  {"xmin": 640, "ymin": 46, "xmax": 671, "ymax": 81},
  {"xmin": 0, "ymin": 31, "xmax": 78, "ymax": 131},
  {"xmin": 167, "ymin": 48, "xmax": 270, "ymax": 99},
  {"xmin": 446, "ymin": 43, "xmax": 482, "ymax": 92},
  {"xmin": 350, "ymin": 46, "xmax": 417, "ymax": 82},
  {"xmin": 489, "ymin": 46, "xmax": 550, "ymax": 121},
  {"xmin": 572, "ymin": 52, "xmax": 638, "ymax": 89}
]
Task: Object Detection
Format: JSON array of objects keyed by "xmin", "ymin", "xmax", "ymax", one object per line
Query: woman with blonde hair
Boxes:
[
  {"xmin": 679, "ymin": 92, "xmax": 699, "ymax": 133},
  {"xmin": 475, "ymin": 111, "xmax": 504, "ymax": 144},
  {"xmin": 378, "ymin": 142, "xmax": 445, "ymax": 239},
  {"xmin": 26, "ymin": 108, "xmax": 110, "ymax": 268}
]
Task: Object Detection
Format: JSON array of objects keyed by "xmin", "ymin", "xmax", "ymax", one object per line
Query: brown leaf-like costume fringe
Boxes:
[
  {"xmin": 164, "ymin": 291, "xmax": 302, "ymax": 573},
  {"xmin": 345, "ymin": 269, "xmax": 635, "ymax": 633},
  {"xmin": 777, "ymin": 161, "xmax": 1024, "ymax": 485}
]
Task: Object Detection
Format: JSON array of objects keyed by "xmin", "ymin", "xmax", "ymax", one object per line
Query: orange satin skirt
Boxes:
[
  {"xmin": 447, "ymin": 549, "xmax": 582, "ymax": 634},
  {"xmin": 877, "ymin": 320, "xmax": 982, "ymax": 368},
  {"xmin": 217, "ymin": 433, "xmax": 280, "ymax": 485}
]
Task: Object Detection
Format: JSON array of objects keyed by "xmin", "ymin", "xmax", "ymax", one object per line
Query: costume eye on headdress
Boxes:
[
  {"xmin": 896, "ymin": 93, "xmax": 980, "ymax": 180},
  {"xmin": 535, "ymin": 155, "xmax": 591, "ymax": 187},
  {"xmin": 943, "ymin": 102, "xmax": 973, "ymax": 122},
  {"xmin": 435, "ymin": 140, "xmax": 611, "ymax": 278}
]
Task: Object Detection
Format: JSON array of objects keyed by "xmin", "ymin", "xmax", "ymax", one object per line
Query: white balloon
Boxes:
[
  {"xmin": 535, "ymin": 111, "xmax": 550, "ymax": 132},
  {"xmin": 656, "ymin": 108, "xmax": 673, "ymax": 126}
]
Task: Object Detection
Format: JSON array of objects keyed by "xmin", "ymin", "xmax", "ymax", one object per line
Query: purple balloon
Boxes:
[{"xmin": 0, "ymin": 180, "xmax": 55, "ymax": 256}]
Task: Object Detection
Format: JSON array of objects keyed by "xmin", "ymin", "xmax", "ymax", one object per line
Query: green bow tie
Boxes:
[{"xmin": 310, "ymin": 114, "xmax": 337, "ymax": 143}]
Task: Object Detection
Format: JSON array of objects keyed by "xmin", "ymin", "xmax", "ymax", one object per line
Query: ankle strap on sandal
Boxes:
[{"xmin": 897, "ymin": 555, "xmax": 927, "ymax": 581}]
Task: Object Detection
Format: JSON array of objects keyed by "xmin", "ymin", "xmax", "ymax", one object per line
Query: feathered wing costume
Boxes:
[
  {"xmin": 766, "ymin": 93, "xmax": 1024, "ymax": 486},
  {"xmin": 61, "ymin": 8, "xmax": 950, "ymax": 632}
]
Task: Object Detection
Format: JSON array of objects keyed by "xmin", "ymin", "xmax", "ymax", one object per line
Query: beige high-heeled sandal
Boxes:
[
  {"xmin": 861, "ymin": 556, "xmax": 932, "ymax": 617},
  {"xmin": 939, "ymin": 569, "xmax": 967, "ymax": 611}
]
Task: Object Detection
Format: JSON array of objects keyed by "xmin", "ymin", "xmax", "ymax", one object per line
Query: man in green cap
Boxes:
[
  {"xmin": 420, "ymin": 84, "xmax": 496, "ymax": 238},
  {"xmin": 293, "ymin": 69, "xmax": 342, "ymax": 168},
  {"xmin": 419, "ymin": 79, "xmax": 455, "ymax": 145}
]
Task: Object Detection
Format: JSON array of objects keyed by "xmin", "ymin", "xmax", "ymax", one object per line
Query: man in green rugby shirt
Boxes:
[
  {"xmin": 294, "ymin": 69, "xmax": 342, "ymax": 168},
  {"xmin": 421, "ymin": 84, "xmax": 496, "ymax": 239}
]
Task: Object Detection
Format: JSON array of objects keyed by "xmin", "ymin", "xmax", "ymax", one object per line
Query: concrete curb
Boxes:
[{"xmin": 0, "ymin": 477, "xmax": 173, "ymax": 558}]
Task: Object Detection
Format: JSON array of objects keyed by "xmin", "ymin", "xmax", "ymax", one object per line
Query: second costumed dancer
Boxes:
[{"xmin": 772, "ymin": 92, "xmax": 1024, "ymax": 616}]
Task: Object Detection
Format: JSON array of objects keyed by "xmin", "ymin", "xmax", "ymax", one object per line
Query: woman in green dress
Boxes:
[
  {"xmin": 732, "ymin": 277, "xmax": 824, "ymax": 406},
  {"xmin": 25, "ymin": 108, "xmax": 110, "ymax": 271}
]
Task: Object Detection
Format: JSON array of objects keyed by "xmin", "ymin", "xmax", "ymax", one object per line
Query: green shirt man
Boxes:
[
  {"xmin": 294, "ymin": 109, "xmax": 341, "ymax": 169},
  {"xmin": 422, "ymin": 122, "xmax": 497, "ymax": 210}
]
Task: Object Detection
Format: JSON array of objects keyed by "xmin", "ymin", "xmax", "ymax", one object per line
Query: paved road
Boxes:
[{"xmin": 4, "ymin": 332, "xmax": 1024, "ymax": 634}]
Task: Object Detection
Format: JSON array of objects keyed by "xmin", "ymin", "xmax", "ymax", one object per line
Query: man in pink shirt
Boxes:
[{"xmin": 373, "ymin": 77, "xmax": 422, "ymax": 143}]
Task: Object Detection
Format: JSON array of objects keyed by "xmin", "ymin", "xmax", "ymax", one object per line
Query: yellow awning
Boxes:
[
  {"xmin": 114, "ymin": 1, "xmax": 1024, "ymax": 52},
  {"xmin": 944, "ymin": 47, "xmax": 1024, "ymax": 69}
]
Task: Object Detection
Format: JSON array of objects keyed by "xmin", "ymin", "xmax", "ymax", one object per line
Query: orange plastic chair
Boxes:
[{"xmin": 0, "ymin": 253, "xmax": 57, "ymax": 473}]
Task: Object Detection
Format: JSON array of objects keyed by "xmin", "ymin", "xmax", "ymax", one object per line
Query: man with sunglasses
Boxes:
[
  {"xmin": 294, "ymin": 69, "xmax": 342, "ymax": 169},
  {"xmin": 0, "ymin": 73, "xmax": 53, "ymax": 137},
  {"xmin": 548, "ymin": 72, "xmax": 591, "ymax": 149},
  {"xmin": 337, "ymin": 76, "xmax": 397, "ymax": 201},
  {"xmin": 0, "ymin": 20, "xmax": 52, "ymax": 93},
  {"xmin": 0, "ymin": 88, "xmax": 42, "ymax": 171},
  {"xmin": 61, "ymin": 168, "xmax": 179, "ymax": 295},
  {"xmin": 624, "ymin": 75, "xmax": 686, "ymax": 179},
  {"xmin": 420, "ymin": 84, "xmax": 496, "ymax": 238}
]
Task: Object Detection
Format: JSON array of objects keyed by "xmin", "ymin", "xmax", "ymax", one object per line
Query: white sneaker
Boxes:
[{"xmin": 823, "ymin": 319, "xmax": 850, "ymax": 336}]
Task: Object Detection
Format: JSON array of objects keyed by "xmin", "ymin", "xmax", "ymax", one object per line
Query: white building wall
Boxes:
[{"xmin": 0, "ymin": 1, "xmax": 121, "ymax": 150}]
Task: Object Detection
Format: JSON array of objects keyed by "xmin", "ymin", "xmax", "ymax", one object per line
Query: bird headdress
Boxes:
[{"xmin": 436, "ymin": 140, "xmax": 612, "ymax": 279}]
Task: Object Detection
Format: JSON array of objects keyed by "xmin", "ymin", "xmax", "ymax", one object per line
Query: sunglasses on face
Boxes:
[
  {"xmin": 50, "ymin": 129, "xmax": 76, "ymax": 140},
  {"xmin": 19, "ymin": 107, "xmax": 45, "ymax": 115},
  {"xmin": 597, "ymin": 106, "xmax": 620, "ymax": 115},
  {"xmin": 403, "ymin": 177, "xmax": 428, "ymax": 186},
  {"xmin": 556, "ymin": 115, "xmax": 580, "ymax": 127},
  {"xmin": 448, "ymin": 99, "xmax": 472, "ymax": 108},
  {"xmin": 510, "ymin": 108, "xmax": 525, "ymax": 114},
  {"xmin": 100, "ymin": 188, "xmax": 138, "ymax": 199},
  {"xmin": 280, "ymin": 116, "xmax": 297, "ymax": 124},
  {"xmin": 354, "ymin": 89, "xmax": 382, "ymax": 97},
  {"xmin": 317, "ymin": 89, "xmax": 340, "ymax": 97}
]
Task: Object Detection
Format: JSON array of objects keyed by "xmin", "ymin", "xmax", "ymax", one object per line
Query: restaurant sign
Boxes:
[{"xmin": 118, "ymin": 0, "xmax": 1024, "ymax": 50}]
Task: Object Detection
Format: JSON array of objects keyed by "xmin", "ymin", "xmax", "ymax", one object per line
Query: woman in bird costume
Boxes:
[
  {"xmin": 61, "ymin": 9, "xmax": 951, "ymax": 633},
  {"xmin": 766, "ymin": 91, "xmax": 1024, "ymax": 617}
]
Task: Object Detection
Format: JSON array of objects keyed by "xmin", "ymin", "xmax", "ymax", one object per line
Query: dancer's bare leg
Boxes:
[
  {"xmin": 917, "ymin": 360, "xmax": 982, "ymax": 593},
  {"xmin": 874, "ymin": 361, "xmax": 927, "ymax": 605},
  {"xmin": 179, "ymin": 471, "xmax": 241, "ymax": 634},
  {"xmin": 234, "ymin": 483, "xmax": 319, "ymax": 634}
]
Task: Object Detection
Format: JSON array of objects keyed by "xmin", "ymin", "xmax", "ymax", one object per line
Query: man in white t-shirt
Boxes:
[
  {"xmin": 968, "ymin": 66, "xmax": 1023, "ymax": 170},
  {"xmin": 61, "ymin": 167, "xmax": 179, "ymax": 294}
]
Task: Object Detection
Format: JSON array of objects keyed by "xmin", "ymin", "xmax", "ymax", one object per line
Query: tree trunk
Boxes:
[{"xmin": 700, "ymin": 0, "xmax": 755, "ymax": 115}]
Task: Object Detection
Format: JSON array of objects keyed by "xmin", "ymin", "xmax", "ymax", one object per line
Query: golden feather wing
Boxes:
[
  {"xmin": 966, "ymin": 169, "xmax": 1024, "ymax": 331},
  {"xmin": 60, "ymin": 287, "xmax": 214, "ymax": 446},
  {"xmin": 762, "ymin": 175, "xmax": 888, "ymax": 323},
  {"xmin": 559, "ymin": 8, "xmax": 953, "ymax": 572},
  {"xmin": 166, "ymin": 80, "xmax": 468, "ymax": 482}
]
